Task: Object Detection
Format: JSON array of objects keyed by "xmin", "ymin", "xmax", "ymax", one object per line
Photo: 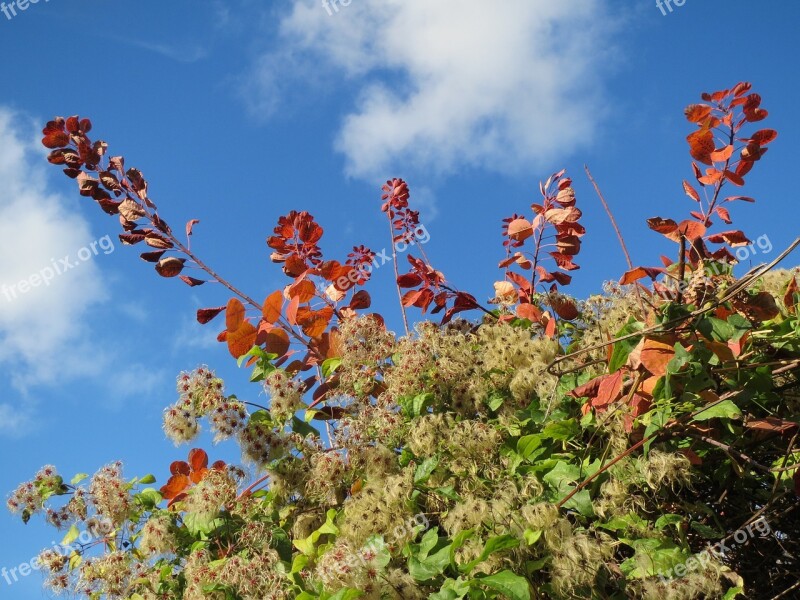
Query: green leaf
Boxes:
[
  {"xmin": 409, "ymin": 544, "xmax": 452, "ymax": 581},
  {"xmin": 459, "ymin": 534, "xmax": 520, "ymax": 575},
  {"xmin": 692, "ymin": 400, "xmax": 742, "ymax": 422},
  {"xmin": 61, "ymin": 524, "xmax": 80, "ymax": 546},
  {"xmin": 487, "ymin": 392, "xmax": 506, "ymax": 412},
  {"xmin": 419, "ymin": 527, "xmax": 440, "ymax": 559},
  {"xmin": 70, "ymin": 473, "xmax": 89, "ymax": 485},
  {"xmin": 292, "ymin": 416, "xmax": 319, "ymax": 438},
  {"xmin": 473, "ymin": 570, "xmax": 531, "ymax": 600},
  {"xmin": 138, "ymin": 474, "xmax": 157, "ymax": 485},
  {"xmin": 364, "ymin": 535, "xmax": 391, "ymax": 568},
  {"xmin": 523, "ymin": 529, "xmax": 542, "ymax": 546},
  {"xmin": 609, "ymin": 319, "xmax": 644, "ymax": 373},
  {"xmin": 399, "ymin": 393, "xmax": 435, "ymax": 418},
  {"xmin": 516, "ymin": 435, "xmax": 542, "ymax": 460},
  {"xmin": 414, "ymin": 455, "xmax": 440, "ymax": 485},
  {"xmin": 430, "ymin": 577, "xmax": 472, "ymax": 600},
  {"xmin": 184, "ymin": 513, "xmax": 225, "ymax": 536},
  {"xmin": 322, "ymin": 357, "xmax": 342, "ymax": 378},
  {"xmin": 328, "ymin": 590, "xmax": 364, "ymax": 600},
  {"xmin": 698, "ymin": 316, "xmax": 736, "ymax": 342},
  {"xmin": 654, "ymin": 514, "xmax": 683, "ymax": 531},
  {"xmin": 690, "ymin": 521, "xmax": 723, "ymax": 540},
  {"xmin": 619, "ymin": 538, "xmax": 688, "ymax": 579},
  {"xmin": 135, "ymin": 488, "xmax": 163, "ymax": 509},
  {"xmin": 541, "ymin": 419, "xmax": 578, "ymax": 441},
  {"xmin": 294, "ymin": 509, "xmax": 339, "ymax": 556}
]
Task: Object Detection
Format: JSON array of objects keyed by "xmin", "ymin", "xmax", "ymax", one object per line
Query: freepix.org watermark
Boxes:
[
  {"xmin": 1, "ymin": 0, "xmax": 50, "ymax": 21},
  {"xmin": 658, "ymin": 518, "xmax": 771, "ymax": 583},
  {"xmin": 1, "ymin": 235, "xmax": 115, "ymax": 303},
  {"xmin": 322, "ymin": 0, "xmax": 353, "ymax": 16},
  {"xmin": 659, "ymin": 233, "xmax": 773, "ymax": 302},
  {"xmin": 322, "ymin": 223, "xmax": 431, "ymax": 296},
  {"xmin": 1, "ymin": 519, "xmax": 112, "ymax": 587},
  {"xmin": 656, "ymin": 0, "xmax": 688, "ymax": 16}
]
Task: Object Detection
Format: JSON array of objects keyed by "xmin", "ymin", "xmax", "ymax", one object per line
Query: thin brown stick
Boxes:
[
  {"xmin": 584, "ymin": 165, "xmax": 646, "ymax": 315},
  {"xmin": 387, "ymin": 217, "xmax": 410, "ymax": 336},
  {"xmin": 677, "ymin": 234, "xmax": 687, "ymax": 304}
]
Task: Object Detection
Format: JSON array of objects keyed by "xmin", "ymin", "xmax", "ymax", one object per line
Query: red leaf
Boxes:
[
  {"xmin": 687, "ymin": 129, "xmax": 715, "ymax": 165},
  {"xmin": 227, "ymin": 321, "xmax": 258, "ymax": 359},
  {"xmin": 620, "ymin": 267, "xmax": 661, "ymax": 285},
  {"xmin": 41, "ymin": 118, "xmax": 69, "ymax": 149},
  {"xmin": 676, "ymin": 220, "xmax": 707, "ymax": 241},
  {"xmin": 640, "ymin": 337, "xmax": 676, "ymax": 378},
  {"xmin": 749, "ymin": 129, "xmax": 778, "ymax": 145},
  {"xmin": 685, "ymin": 104, "xmax": 713, "ymax": 123},
  {"xmin": 714, "ymin": 206, "xmax": 732, "ymax": 224},
  {"xmin": 710, "ymin": 145, "xmax": 734, "ymax": 163},
  {"xmin": 549, "ymin": 294, "xmax": 579, "ymax": 320},
  {"xmin": 286, "ymin": 295, "xmax": 301, "ymax": 325},
  {"xmin": 186, "ymin": 219, "xmax": 200, "ymax": 237},
  {"xmin": 349, "ymin": 290, "xmax": 371, "ymax": 310},
  {"xmin": 155, "ymin": 257, "xmax": 185, "ymax": 278},
  {"xmin": 396, "ymin": 273, "xmax": 423, "ymax": 288},
  {"xmin": 698, "ymin": 168, "xmax": 724, "ymax": 186},
  {"xmin": 119, "ymin": 233, "xmax": 145, "ymax": 246},
  {"xmin": 287, "ymin": 279, "xmax": 316, "ymax": 303},
  {"xmin": 180, "ymin": 276, "xmax": 205, "ymax": 287},
  {"xmin": 568, "ymin": 375, "xmax": 606, "ymax": 399},
  {"xmin": 140, "ymin": 250, "xmax": 166, "ymax": 263},
  {"xmin": 594, "ymin": 371, "xmax": 624, "ymax": 409},
  {"xmin": 706, "ymin": 230, "xmax": 751, "ymax": 247},
  {"xmin": 263, "ymin": 291, "xmax": 284, "ymax": 324},
  {"xmin": 264, "ymin": 328, "xmax": 290, "ymax": 357},
  {"xmin": 647, "ymin": 217, "xmax": 679, "ymax": 236},
  {"xmin": 507, "ymin": 218, "xmax": 534, "ymax": 242},
  {"xmin": 197, "ymin": 306, "xmax": 226, "ymax": 325},
  {"xmin": 784, "ymin": 277, "xmax": 799, "ymax": 315},
  {"xmin": 544, "ymin": 315, "xmax": 557, "ymax": 338},
  {"xmin": 516, "ymin": 303, "xmax": 543, "ymax": 322},
  {"xmin": 683, "ymin": 181, "xmax": 701, "ymax": 202},
  {"xmin": 504, "ymin": 272, "xmax": 531, "ymax": 296},
  {"xmin": 189, "ymin": 448, "xmax": 209, "ymax": 473},
  {"xmin": 160, "ymin": 474, "xmax": 190, "ymax": 501},
  {"xmin": 745, "ymin": 417, "xmax": 798, "ymax": 436},
  {"xmin": 226, "ymin": 298, "xmax": 246, "ymax": 332},
  {"xmin": 170, "ymin": 461, "xmax": 191, "ymax": 476},
  {"xmin": 549, "ymin": 252, "xmax": 579, "ymax": 271},
  {"xmin": 723, "ymin": 170, "xmax": 745, "ymax": 186}
]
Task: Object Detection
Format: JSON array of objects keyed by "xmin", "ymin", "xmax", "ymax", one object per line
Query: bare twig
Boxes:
[{"xmin": 585, "ymin": 165, "xmax": 646, "ymax": 315}]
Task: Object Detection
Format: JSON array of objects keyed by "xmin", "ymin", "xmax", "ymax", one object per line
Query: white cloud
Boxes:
[
  {"xmin": 0, "ymin": 403, "xmax": 33, "ymax": 438},
  {"xmin": 0, "ymin": 109, "xmax": 109, "ymax": 390},
  {"xmin": 251, "ymin": 0, "xmax": 617, "ymax": 180}
]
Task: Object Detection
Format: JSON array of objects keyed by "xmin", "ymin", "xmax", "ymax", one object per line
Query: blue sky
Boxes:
[{"xmin": 1, "ymin": 0, "xmax": 799, "ymax": 596}]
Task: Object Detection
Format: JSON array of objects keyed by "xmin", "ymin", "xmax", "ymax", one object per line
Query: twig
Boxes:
[
  {"xmin": 683, "ymin": 432, "xmax": 771, "ymax": 473},
  {"xmin": 770, "ymin": 580, "xmax": 800, "ymax": 600},
  {"xmin": 585, "ymin": 165, "xmax": 646, "ymax": 315},
  {"xmin": 677, "ymin": 234, "xmax": 687, "ymax": 305},
  {"xmin": 387, "ymin": 216, "xmax": 410, "ymax": 336}
]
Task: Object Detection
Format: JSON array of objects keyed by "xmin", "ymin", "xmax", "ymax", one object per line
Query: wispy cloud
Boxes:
[
  {"xmin": 116, "ymin": 37, "xmax": 209, "ymax": 63},
  {"xmin": 243, "ymin": 0, "xmax": 619, "ymax": 181}
]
